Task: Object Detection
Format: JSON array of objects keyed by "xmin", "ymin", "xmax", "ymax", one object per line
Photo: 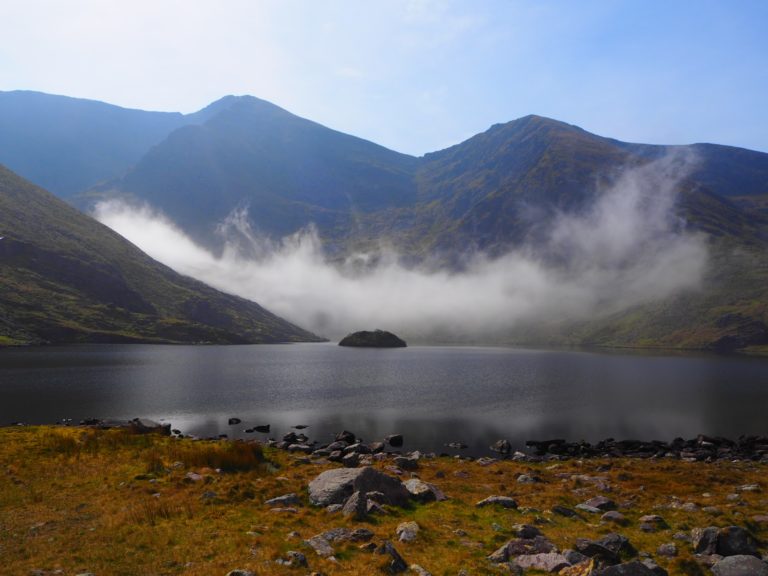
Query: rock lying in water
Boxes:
[{"xmin": 338, "ymin": 329, "xmax": 407, "ymax": 348}]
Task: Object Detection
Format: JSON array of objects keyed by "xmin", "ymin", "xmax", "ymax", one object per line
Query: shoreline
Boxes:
[{"xmin": 8, "ymin": 418, "xmax": 768, "ymax": 464}]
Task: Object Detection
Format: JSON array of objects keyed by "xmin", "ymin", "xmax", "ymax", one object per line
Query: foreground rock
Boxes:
[
  {"xmin": 339, "ymin": 329, "xmax": 407, "ymax": 348},
  {"xmin": 308, "ymin": 467, "xmax": 410, "ymax": 507},
  {"xmin": 711, "ymin": 555, "xmax": 768, "ymax": 576}
]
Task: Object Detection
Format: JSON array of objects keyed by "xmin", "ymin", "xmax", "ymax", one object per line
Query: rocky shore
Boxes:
[{"xmin": 3, "ymin": 423, "xmax": 768, "ymax": 576}]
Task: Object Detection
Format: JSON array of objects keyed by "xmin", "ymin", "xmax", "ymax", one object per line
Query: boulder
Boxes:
[
  {"xmin": 716, "ymin": 526, "xmax": 759, "ymax": 557},
  {"xmin": 491, "ymin": 439, "xmax": 511, "ymax": 454},
  {"xmin": 403, "ymin": 478, "xmax": 446, "ymax": 502},
  {"xmin": 386, "ymin": 434, "xmax": 404, "ymax": 447},
  {"xmin": 339, "ymin": 330, "xmax": 407, "ymax": 348},
  {"xmin": 376, "ymin": 540, "xmax": 408, "ymax": 573},
  {"xmin": 488, "ymin": 536, "xmax": 556, "ymax": 562},
  {"xmin": 711, "ymin": 555, "xmax": 768, "ymax": 576},
  {"xmin": 475, "ymin": 495, "xmax": 517, "ymax": 509},
  {"xmin": 396, "ymin": 521, "xmax": 419, "ymax": 543},
  {"xmin": 692, "ymin": 526, "xmax": 720, "ymax": 554},
  {"xmin": 306, "ymin": 535, "xmax": 334, "ymax": 557},
  {"xmin": 308, "ymin": 466, "xmax": 410, "ymax": 507},
  {"xmin": 513, "ymin": 552, "xmax": 570, "ymax": 572},
  {"xmin": 341, "ymin": 491, "xmax": 369, "ymax": 520},
  {"xmin": 582, "ymin": 496, "xmax": 616, "ymax": 511}
]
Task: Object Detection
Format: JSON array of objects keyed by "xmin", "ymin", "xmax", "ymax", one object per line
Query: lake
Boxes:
[{"xmin": 1, "ymin": 343, "xmax": 767, "ymax": 456}]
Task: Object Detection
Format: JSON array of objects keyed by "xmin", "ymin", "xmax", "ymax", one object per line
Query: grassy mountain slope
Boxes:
[{"xmin": 0, "ymin": 165, "xmax": 321, "ymax": 345}]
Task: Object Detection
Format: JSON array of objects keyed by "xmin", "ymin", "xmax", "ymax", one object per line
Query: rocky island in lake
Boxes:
[{"xmin": 338, "ymin": 329, "xmax": 407, "ymax": 348}]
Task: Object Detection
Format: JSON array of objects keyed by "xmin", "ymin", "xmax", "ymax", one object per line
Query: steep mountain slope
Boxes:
[
  {"xmin": 97, "ymin": 96, "xmax": 419, "ymax": 248},
  {"xmin": 0, "ymin": 91, "xmax": 229, "ymax": 197},
  {"xmin": 0, "ymin": 165, "xmax": 320, "ymax": 345}
]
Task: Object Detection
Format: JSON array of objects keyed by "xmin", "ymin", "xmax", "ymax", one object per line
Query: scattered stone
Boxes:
[
  {"xmin": 278, "ymin": 551, "xmax": 307, "ymax": 568},
  {"xmin": 376, "ymin": 540, "xmax": 408, "ymax": 573},
  {"xmin": 227, "ymin": 418, "xmax": 241, "ymax": 425},
  {"xmin": 601, "ymin": 511, "xmax": 628, "ymax": 525},
  {"xmin": 491, "ymin": 439, "xmax": 511, "ymax": 455},
  {"xmin": 350, "ymin": 528, "xmax": 375, "ymax": 542},
  {"xmin": 711, "ymin": 555, "xmax": 768, "ymax": 576},
  {"xmin": 264, "ymin": 493, "xmax": 301, "ymax": 507},
  {"xmin": 513, "ymin": 552, "xmax": 570, "ymax": 572},
  {"xmin": 409, "ymin": 564, "xmax": 432, "ymax": 576},
  {"xmin": 574, "ymin": 539, "xmax": 620, "ymax": 565},
  {"xmin": 393, "ymin": 456, "xmax": 418, "ymax": 471},
  {"xmin": 335, "ymin": 430, "xmax": 356, "ymax": 444},
  {"xmin": 342, "ymin": 453, "xmax": 359, "ymax": 468},
  {"xmin": 552, "ymin": 505, "xmax": 580, "ymax": 518},
  {"xmin": 396, "ymin": 521, "xmax": 419, "ymax": 543},
  {"xmin": 325, "ymin": 504, "xmax": 343, "ymax": 513},
  {"xmin": 475, "ymin": 495, "xmax": 517, "ymax": 509},
  {"xmin": 403, "ymin": 478, "xmax": 446, "ymax": 502},
  {"xmin": 563, "ymin": 549, "xmax": 590, "ymax": 565},
  {"xmin": 342, "ymin": 491, "xmax": 369, "ymax": 520},
  {"xmin": 737, "ymin": 484, "xmax": 761, "ymax": 493},
  {"xmin": 576, "ymin": 503, "xmax": 602, "ymax": 514},
  {"xmin": 517, "ymin": 474, "xmax": 541, "ymax": 484},
  {"xmin": 582, "ymin": 496, "xmax": 616, "ymax": 511},
  {"xmin": 254, "ymin": 425, "xmax": 270, "ymax": 433},
  {"xmin": 308, "ymin": 466, "xmax": 410, "ymax": 507},
  {"xmin": 639, "ymin": 514, "xmax": 668, "ymax": 532},
  {"xmin": 185, "ymin": 472, "xmax": 204, "ymax": 483},
  {"xmin": 716, "ymin": 526, "xmax": 759, "ymax": 557},
  {"xmin": 306, "ymin": 535, "xmax": 335, "ymax": 557},
  {"xmin": 386, "ymin": 434, "xmax": 404, "ymax": 447},
  {"xmin": 488, "ymin": 536, "xmax": 557, "ymax": 563},
  {"xmin": 656, "ymin": 543, "xmax": 677, "ymax": 557},
  {"xmin": 692, "ymin": 527, "xmax": 720, "ymax": 555},
  {"xmin": 226, "ymin": 570, "xmax": 254, "ymax": 576},
  {"xmin": 512, "ymin": 524, "xmax": 543, "ymax": 539}
]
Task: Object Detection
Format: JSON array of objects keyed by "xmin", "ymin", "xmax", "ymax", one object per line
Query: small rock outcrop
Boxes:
[{"xmin": 339, "ymin": 330, "xmax": 407, "ymax": 348}]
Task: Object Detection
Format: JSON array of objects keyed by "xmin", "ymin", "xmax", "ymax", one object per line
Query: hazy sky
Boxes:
[{"xmin": 3, "ymin": 0, "xmax": 767, "ymax": 155}]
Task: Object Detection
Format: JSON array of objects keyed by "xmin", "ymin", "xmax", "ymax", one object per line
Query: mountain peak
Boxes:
[{"xmin": 187, "ymin": 94, "xmax": 293, "ymax": 125}]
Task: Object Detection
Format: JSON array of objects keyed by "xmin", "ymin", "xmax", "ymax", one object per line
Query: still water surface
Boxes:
[{"xmin": 1, "ymin": 343, "xmax": 767, "ymax": 455}]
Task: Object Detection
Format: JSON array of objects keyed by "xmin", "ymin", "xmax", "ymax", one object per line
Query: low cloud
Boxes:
[{"xmin": 93, "ymin": 153, "xmax": 708, "ymax": 341}]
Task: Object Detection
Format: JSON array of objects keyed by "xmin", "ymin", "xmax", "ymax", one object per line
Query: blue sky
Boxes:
[{"xmin": 2, "ymin": 0, "xmax": 767, "ymax": 155}]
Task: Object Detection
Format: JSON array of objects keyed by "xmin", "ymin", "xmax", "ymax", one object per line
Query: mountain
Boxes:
[
  {"xmin": 86, "ymin": 103, "xmax": 768, "ymax": 259},
  {"xmin": 0, "ymin": 90, "xmax": 225, "ymax": 197},
  {"xmin": 0, "ymin": 164, "xmax": 321, "ymax": 345},
  {"xmin": 3, "ymin": 91, "xmax": 768, "ymax": 352},
  {"xmin": 88, "ymin": 95, "xmax": 420, "ymax": 249}
]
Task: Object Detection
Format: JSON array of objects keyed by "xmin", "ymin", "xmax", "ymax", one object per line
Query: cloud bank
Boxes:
[{"xmin": 93, "ymin": 154, "xmax": 708, "ymax": 341}]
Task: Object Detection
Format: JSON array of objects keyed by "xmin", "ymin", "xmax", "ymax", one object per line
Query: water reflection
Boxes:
[{"xmin": 1, "ymin": 343, "xmax": 767, "ymax": 455}]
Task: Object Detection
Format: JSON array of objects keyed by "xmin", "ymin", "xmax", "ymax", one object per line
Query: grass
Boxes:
[{"xmin": 1, "ymin": 426, "xmax": 768, "ymax": 575}]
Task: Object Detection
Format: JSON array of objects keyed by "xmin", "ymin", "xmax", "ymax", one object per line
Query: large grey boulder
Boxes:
[
  {"xmin": 711, "ymin": 555, "xmax": 768, "ymax": 576},
  {"xmin": 308, "ymin": 466, "xmax": 410, "ymax": 507}
]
